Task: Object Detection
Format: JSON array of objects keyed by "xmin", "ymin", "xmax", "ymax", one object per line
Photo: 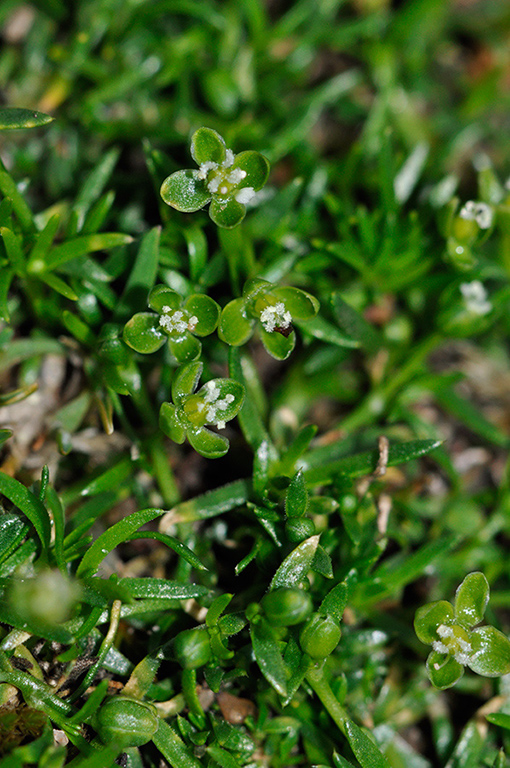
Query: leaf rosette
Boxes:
[
  {"xmin": 123, "ymin": 285, "xmax": 220, "ymax": 363},
  {"xmin": 160, "ymin": 127, "xmax": 270, "ymax": 228},
  {"xmin": 159, "ymin": 361, "xmax": 245, "ymax": 458}
]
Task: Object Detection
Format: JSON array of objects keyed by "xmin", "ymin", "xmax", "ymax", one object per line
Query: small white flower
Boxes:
[
  {"xmin": 159, "ymin": 308, "xmax": 189, "ymax": 335},
  {"xmin": 259, "ymin": 301, "xmax": 292, "ymax": 333},
  {"xmin": 235, "ymin": 187, "xmax": 255, "ymax": 204},
  {"xmin": 197, "ymin": 161, "xmax": 218, "ymax": 180},
  {"xmin": 460, "ymin": 281, "xmax": 492, "ymax": 316},
  {"xmin": 227, "ymin": 168, "xmax": 247, "ymax": 185},
  {"xmin": 459, "ymin": 200, "xmax": 493, "ymax": 229}
]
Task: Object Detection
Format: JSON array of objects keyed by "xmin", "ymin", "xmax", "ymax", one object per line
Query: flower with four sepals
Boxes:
[
  {"xmin": 123, "ymin": 285, "xmax": 220, "ymax": 364},
  {"xmin": 414, "ymin": 572, "xmax": 510, "ymax": 690},
  {"xmin": 159, "ymin": 361, "xmax": 244, "ymax": 458},
  {"xmin": 219, "ymin": 278, "xmax": 319, "ymax": 360},
  {"xmin": 160, "ymin": 127, "xmax": 270, "ymax": 229}
]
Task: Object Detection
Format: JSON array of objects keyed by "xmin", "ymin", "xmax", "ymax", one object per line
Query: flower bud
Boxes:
[
  {"xmin": 300, "ymin": 613, "xmax": 341, "ymax": 659},
  {"xmin": 173, "ymin": 628, "xmax": 212, "ymax": 669},
  {"xmin": 261, "ymin": 588, "xmax": 313, "ymax": 627},
  {"xmin": 96, "ymin": 697, "xmax": 158, "ymax": 748}
]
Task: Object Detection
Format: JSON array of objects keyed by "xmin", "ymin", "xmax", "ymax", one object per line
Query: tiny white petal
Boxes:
[
  {"xmin": 235, "ymin": 187, "xmax": 255, "ymax": 204},
  {"xmin": 224, "ymin": 149, "xmax": 235, "ymax": 167}
]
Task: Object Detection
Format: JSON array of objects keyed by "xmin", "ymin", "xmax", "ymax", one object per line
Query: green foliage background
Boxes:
[{"xmin": 1, "ymin": 0, "xmax": 510, "ymax": 766}]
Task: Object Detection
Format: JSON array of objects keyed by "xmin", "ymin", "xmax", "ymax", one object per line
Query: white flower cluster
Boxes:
[
  {"xmin": 159, "ymin": 306, "xmax": 198, "ymax": 335},
  {"xmin": 460, "ymin": 281, "xmax": 492, "ymax": 316},
  {"xmin": 197, "ymin": 148, "xmax": 255, "ymax": 204},
  {"xmin": 432, "ymin": 624, "xmax": 472, "ymax": 666},
  {"xmin": 260, "ymin": 302, "xmax": 292, "ymax": 333},
  {"xmin": 459, "ymin": 200, "xmax": 493, "ymax": 230},
  {"xmin": 196, "ymin": 380, "xmax": 235, "ymax": 430}
]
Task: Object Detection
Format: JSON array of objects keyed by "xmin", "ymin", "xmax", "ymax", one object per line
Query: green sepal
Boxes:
[
  {"xmin": 414, "ymin": 601, "xmax": 454, "ymax": 645},
  {"xmin": 168, "ymin": 332, "xmax": 202, "ymax": 363},
  {"xmin": 218, "ymin": 298, "xmax": 254, "ymax": 345},
  {"xmin": 243, "ymin": 277, "xmax": 271, "ymax": 302},
  {"xmin": 468, "ymin": 626, "xmax": 510, "ymax": 677},
  {"xmin": 285, "ymin": 470, "xmax": 308, "ymax": 519},
  {"xmin": 187, "ymin": 426, "xmax": 229, "ymax": 459},
  {"xmin": 171, "ymin": 361, "xmax": 203, "ymax": 404},
  {"xmin": 426, "ymin": 651, "xmax": 464, "ymax": 689},
  {"xmin": 260, "ymin": 326, "xmax": 296, "ymax": 360},
  {"xmin": 148, "ymin": 285, "xmax": 181, "ymax": 313},
  {"xmin": 232, "ymin": 150, "xmax": 270, "ymax": 191},
  {"xmin": 190, "ymin": 127, "xmax": 226, "ymax": 165},
  {"xmin": 184, "ymin": 294, "xmax": 220, "ymax": 336},
  {"xmin": 123, "ymin": 312, "xmax": 166, "ymax": 354},
  {"xmin": 272, "ymin": 286, "xmax": 320, "ymax": 319},
  {"xmin": 159, "ymin": 402, "xmax": 186, "ymax": 444},
  {"xmin": 195, "ymin": 378, "xmax": 245, "ymax": 422},
  {"xmin": 454, "ymin": 572, "xmax": 489, "ymax": 629},
  {"xmin": 209, "ymin": 198, "xmax": 246, "ymax": 229},
  {"xmin": 160, "ymin": 170, "xmax": 211, "ymax": 212}
]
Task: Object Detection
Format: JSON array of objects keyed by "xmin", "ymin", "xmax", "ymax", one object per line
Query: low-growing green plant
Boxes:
[{"xmin": 2, "ymin": 1, "xmax": 510, "ymax": 766}]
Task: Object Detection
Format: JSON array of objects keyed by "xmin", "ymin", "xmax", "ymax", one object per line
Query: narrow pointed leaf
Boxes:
[
  {"xmin": 270, "ymin": 535, "xmax": 320, "ymax": 590},
  {"xmin": 250, "ymin": 616, "xmax": 287, "ymax": 696},
  {"xmin": 0, "ymin": 108, "xmax": 53, "ymax": 130}
]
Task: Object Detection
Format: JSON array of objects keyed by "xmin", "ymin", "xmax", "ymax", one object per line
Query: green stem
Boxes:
[
  {"xmin": 181, "ymin": 667, "xmax": 206, "ymax": 728},
  {"xmin": 305, "ymin": 663, "xmax": 347, "ymax": 736},
  {"xmin": 70, "ymin": 600, "xmax": 122, "ymax": 701}
]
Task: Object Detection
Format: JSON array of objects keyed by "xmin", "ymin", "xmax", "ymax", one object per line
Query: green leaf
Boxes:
[
  {"xmin": 270, "ymin": 535, "xmax": 320, "ymax": 590},
  {"xmin": 184, "ymin": 294, "xmax": 220, "ymax": 335},
  {"xmin": 285, "ymin": 470, "xmax": 308, "ymax": 519},
  {"xmin": 117, "ymin": 578, "xmax": 208, "ymax": 600},
  {"xmin": 152, "ymin": 719, "xmax": 203, "ymax": 768},
  {"xmin": 331, "ymin": 292, "xmax": 382, "ymax": 353},
  {"xmin": 172, "ymin": 361, "xmax": 203, "ymax": 404},
  {"xmin": 303, "ymin": 439, "xmax": 443, "ymax": 486},
  {"xmin": 468, "ymin": 626, "xmax": 510, "ymax": 676},
  {"xmin": 294, "ymin": 314, "xmax": 359, "ymax": 349},
  {"xmin": 123, "ymin": 312, "xmax": 166, "ymax": 353},
  {"xmin": 260, "ymin": 327, "xmax": 296, "ymax": 360},
  {"xmin": 0, "ymin": 514, "xmax": 29, "ymax": 566},
  {"xmin": 272, "ymin": 286, "xmax": 319, "ymax": 319},
  {"xmin": 190, "ymin": 127, "xmax": 226, "ymax": 165},
  {"xmin": 158, "ymin": 479, "xmax": 250, "ymax": 525},
  {"xmin": 24, "ymin": 215, "xmax": 61, "ymax": 270},
  {"xmin": 1, "ymin": 226, "xmax": 25, "ymax": 275},
  {"xmin": 0, "ymin": 167, "xmax": 35, "ymax": 232},
  {"xmin": 312, "ymin": 544, "xmax": 334, "ymax": 579},
  {"xmin": 232, "ymin": 150, "xmax": 270, "ymax": 191},
  {"xmin": 219, "ymin": 298, "xmax": 254, "ymax": 345},
  {"xmin": 426, "ymin": 652, "xmax": 464, "ymax": 689},
  {"xmin": 186, "ymin": 426, "xmax": 230, "ymax": 459},
  {"xmin": 160, "ymin": 170, "xmax": 211, "ymax": 212},
  {"xmin": 320, "ymin": 582, "xmax": 349, "ymax": 624},
  {"xmin": 168, "ymin": 331, "xmax": 202, "ymax": 363},
  {"xmin": 148, "ymin": 285, "xmax": 181, "ymax": 313},
  {"xmin": 115, "ymin": 226, "xmax": 161, "ymax": 319},
  {"xmin": 250, "ymin": 616, "xmax": 288, "ymax": 696},
  {"xmin": 209, "ymin": 198, "xmax": 246, "ymax": 228},
  {"xmin": 0, "ymin": 268, "xmax": 14, "ymax": 322},
  {"xmin": 184, "ymin": 225, "xmax": 208, "ymax": 283},
  {"xmin": 77, "ymin": 508, "xmax": 165, "ymax": 577},
  {"xmin": 206, "ymin": 745, "xmax": 242, "ymax": 768},
  {"xmin": 0, "ymin": 473, "xmax": 51, "ymax": 553},
  {"xmin": 414, "ymin": 601, "xmax": 454, "ymax": 645},
  {"xmin": 46, "ymin": 233, "xmax": 133, "ymax": 270},
  {"xmin": 125, "ymin": 531, "xmax": 208, "ymax": 571},
  {"xmin": 454, "ymin": 572, "xmax": 489, "ymax": 629},
  {"xmin": 159, "ymin": 402, "xmax": 186, "ymax": 444},
  {"xmin": 228, "ymin": 347, "xmax": 276, "ymax": 457},
  {"xmin": 0, "ymin": 108, "xmax": 53, "ymax": 130},
  {"xmin": 206, "ymin": 593, "xmax": 233, "ymax": 627},
  {"xmin": 39, "ymin": 272, "xmax": 78, "ymax": 301},
  {"xmin": 486, "ymin": 713, "xmax": 510, "ymax": 731},
  {"xmin": 343, "ymin": 719, "xmax": 391, "ymax": 768}
]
